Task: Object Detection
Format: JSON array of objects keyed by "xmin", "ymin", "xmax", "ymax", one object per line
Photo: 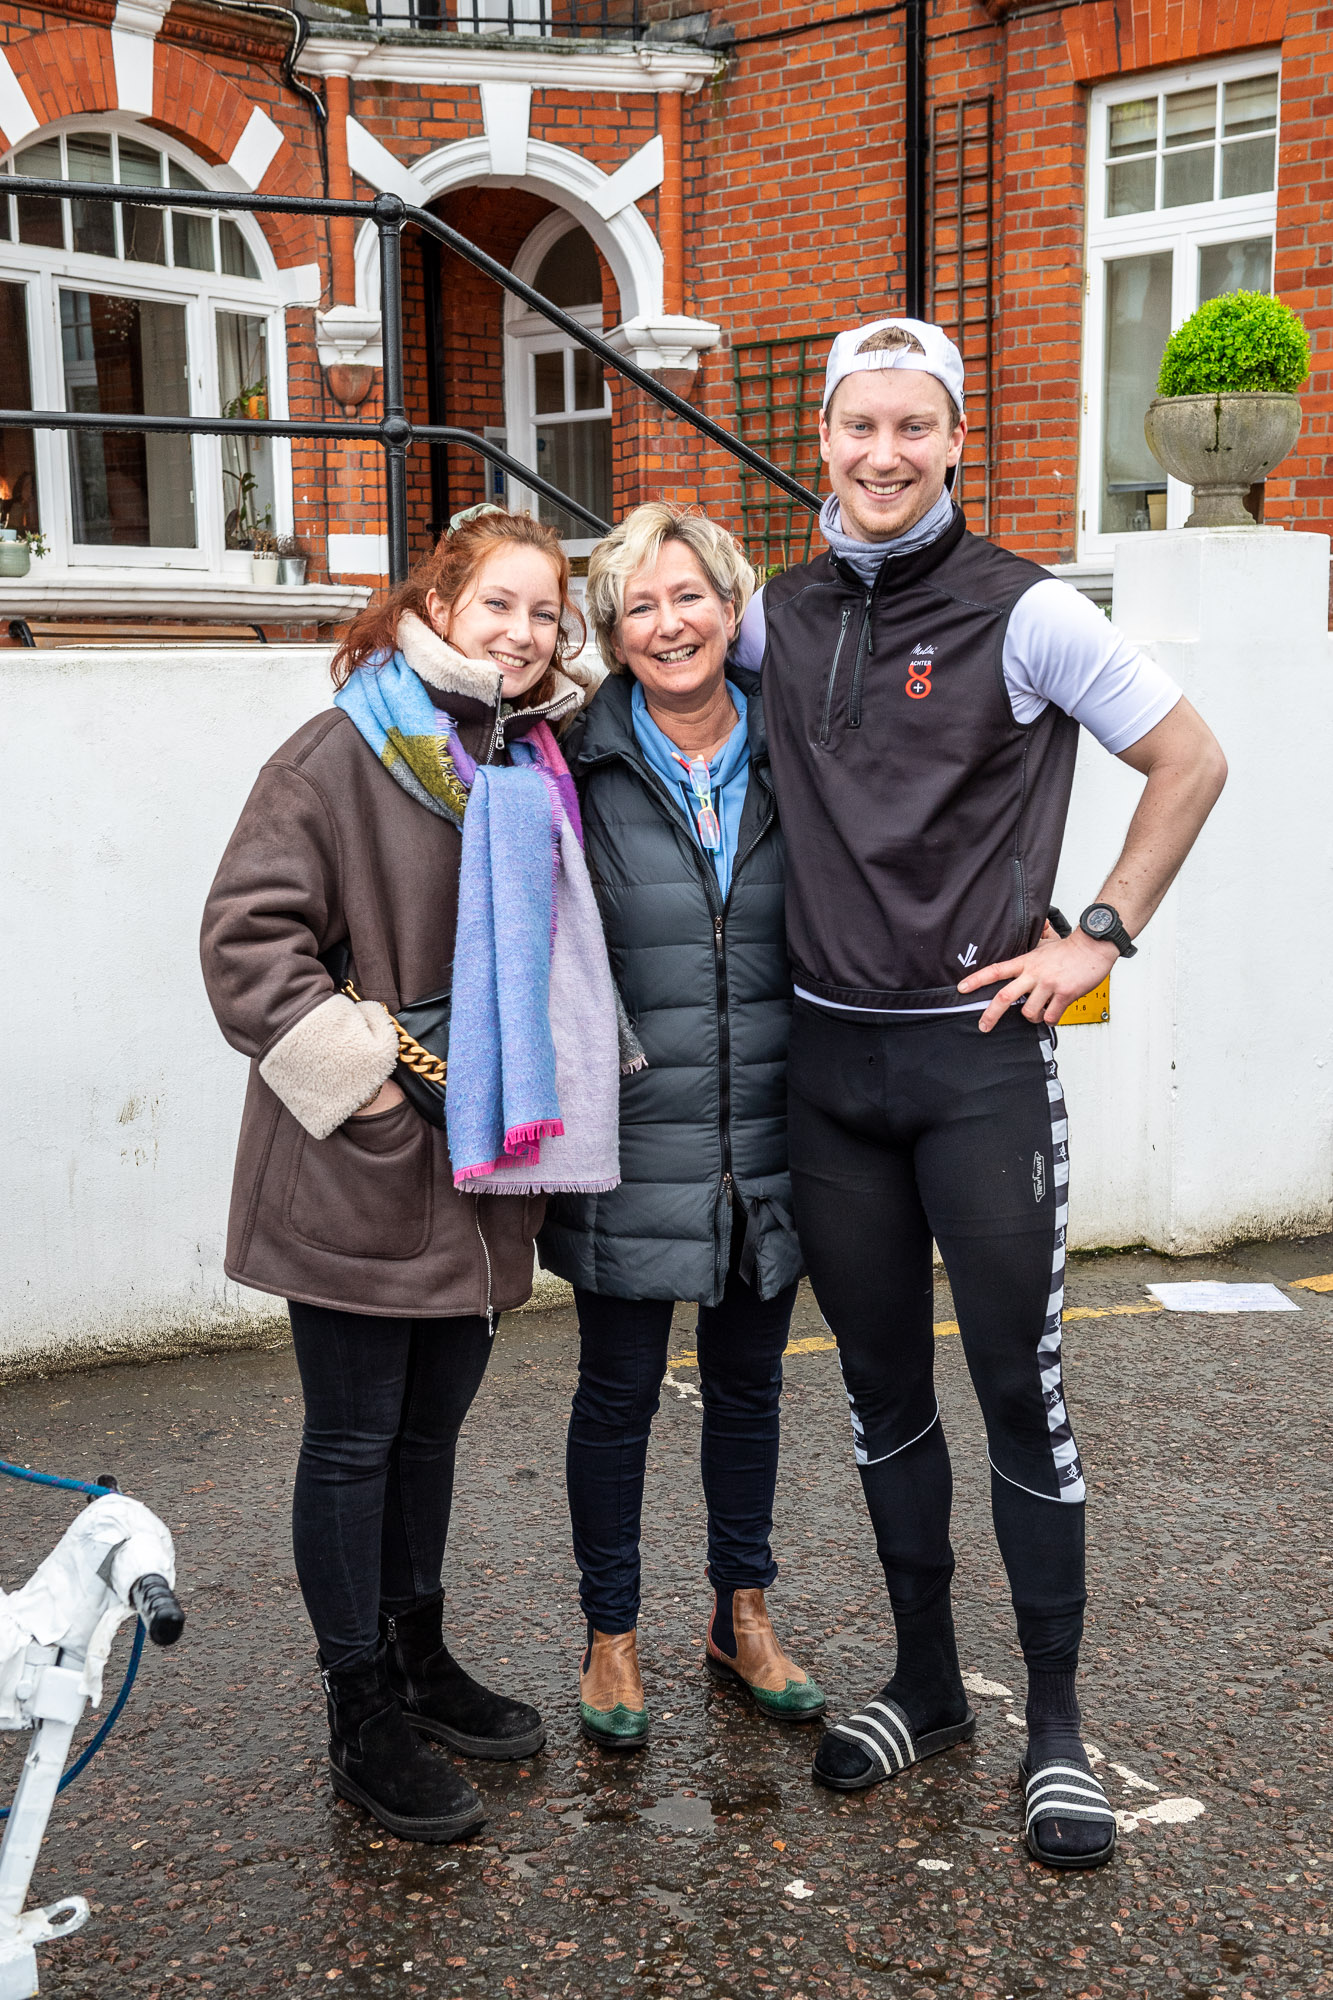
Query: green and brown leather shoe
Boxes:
[
  {"xmin": 579, "ymin": 1627, "xmax": 650, "ymax": 1751},
  {"xmin": 705, "ymin": 1588, "xmax": 827, "ymax": 1723}
]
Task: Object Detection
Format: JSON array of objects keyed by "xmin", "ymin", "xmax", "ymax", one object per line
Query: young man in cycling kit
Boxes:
[{"xmin": 733, "ymin": 318, "xmax": 1227, "ymax": 1870}]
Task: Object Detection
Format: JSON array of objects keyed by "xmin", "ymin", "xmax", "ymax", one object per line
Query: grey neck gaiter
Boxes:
[{"xmin": 819, "ymin": 487, "xmax": 955, "ymax": 586}]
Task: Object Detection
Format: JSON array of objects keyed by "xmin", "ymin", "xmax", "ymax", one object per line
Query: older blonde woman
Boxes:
[{"xmin": 540, "ymin": 503, "xmax": 824, "ymax": 1748}]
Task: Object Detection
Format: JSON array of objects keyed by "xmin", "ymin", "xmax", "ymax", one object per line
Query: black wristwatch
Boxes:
[{"xmin": 1078, "ymin": 902, "xmax": 1137, "ymax": 958}]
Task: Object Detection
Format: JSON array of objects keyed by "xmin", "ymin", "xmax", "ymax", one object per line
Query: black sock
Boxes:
[
  {"xmin": 1023, "ymin": 1663, "xmax": 1109, "ymax": 1859},
  {"xmin": 1025, "ymin": 1664, "xmax": 1086, "ymax": 1768},
  {"xmin": 711, "ymin": 1590, "xmax": 736, "ymax": 1656},
  {"xmin": 882, "ymin": 1573, "xmax": 969, "ymax": 1736},
  {"xmin": 857, "ymin": 1422, "xmax": 967, "ymax": 1734},
  {"xmin": 989, "ymin": 1470, "xmax": 1090, "ymax": 1768}
]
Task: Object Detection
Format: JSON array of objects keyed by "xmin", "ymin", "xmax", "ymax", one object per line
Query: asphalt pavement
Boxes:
[{"xmin": 1, "ymin": 1234, "xmax": 1330, "ymax": 2000}]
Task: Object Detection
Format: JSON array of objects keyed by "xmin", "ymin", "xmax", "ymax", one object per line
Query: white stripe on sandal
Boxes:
[
  {"xmin": 862, "ymin": 1701, "xmax": 914, "ymax": 1765},
  {"xmin": 830, "ymin": 1723, "xmax": 894, "ymax": 1773},
  {"xmin": 1024, "ymin": 1762, "xmax": 1116, "ymax": 1835},
  {"xmin": 831, "ymin": 1699, "xmax": 916, "ymax": 1774}
]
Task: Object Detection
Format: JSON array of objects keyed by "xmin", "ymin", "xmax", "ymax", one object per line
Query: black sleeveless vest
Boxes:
[{"xmin": 760, "ymin": 509, "xmax": 1079, "ymax": 1009}]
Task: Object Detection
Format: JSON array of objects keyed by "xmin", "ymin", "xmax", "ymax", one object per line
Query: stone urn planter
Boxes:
[{"xmin": 1144, "ymin": 391, "xmax": 1302, "ymax": 527}]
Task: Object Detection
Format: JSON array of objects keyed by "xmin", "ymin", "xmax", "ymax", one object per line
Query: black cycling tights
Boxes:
[{"xmin": 787, "ymin": 1001, "xmax": 1086, "ymax": 1675}]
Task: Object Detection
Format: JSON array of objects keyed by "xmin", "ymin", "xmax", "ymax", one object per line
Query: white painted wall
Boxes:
[
  {"xmin": 3, "ymin": 531, "xmax": 1330, "ymax": 1368},
  {"xmin": 2, "ymin": 647, "xmax": 333, "ymax": 1371},
  {"xmin": 1053, "ymin": 527, "xmax": 1333, "ymax": 1252}
]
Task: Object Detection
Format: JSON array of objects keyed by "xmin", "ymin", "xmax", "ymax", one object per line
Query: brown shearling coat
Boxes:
[{"xmin": 200, "ymin": 624, "xmax": 585, "ymax": 1319}]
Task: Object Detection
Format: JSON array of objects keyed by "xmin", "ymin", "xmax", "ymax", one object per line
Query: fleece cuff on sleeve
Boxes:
[{"xmin": 259, "ymin": 993, "xmax": 399, "ymax": 1140}]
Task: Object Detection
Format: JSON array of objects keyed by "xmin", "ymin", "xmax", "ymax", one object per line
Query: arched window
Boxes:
[
  {"xmin": 505, "ymin": 217, "xmax": 612, "ymax": 548},
  {"xmin": 0, "ymin": 120, "xmax": 289, "ymax": 576}
]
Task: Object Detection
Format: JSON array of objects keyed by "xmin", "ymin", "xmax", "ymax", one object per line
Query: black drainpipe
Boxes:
[{"xmin": 903, "ymin": 0, "xmax": 928, "ymax": 318}]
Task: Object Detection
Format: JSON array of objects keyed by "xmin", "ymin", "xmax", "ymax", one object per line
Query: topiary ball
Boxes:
[{"xmin": 1157, "ymin": 291, "xmax": 1311, "ymax": 398}]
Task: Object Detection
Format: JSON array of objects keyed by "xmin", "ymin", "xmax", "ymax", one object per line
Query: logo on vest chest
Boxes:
[{"xmin": 906, "ymin": 641, "xmax": 936, "ymax": 699}]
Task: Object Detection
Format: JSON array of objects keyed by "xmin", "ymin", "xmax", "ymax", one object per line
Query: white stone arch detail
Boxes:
[{"xmin": 351, "ymin": 133, "xmax": 662, "ymax": 325}]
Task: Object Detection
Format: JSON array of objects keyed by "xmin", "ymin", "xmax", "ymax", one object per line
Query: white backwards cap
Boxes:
[{"xmin": 822, "ymin": 316, "xmax": 966, "ymax": 418}]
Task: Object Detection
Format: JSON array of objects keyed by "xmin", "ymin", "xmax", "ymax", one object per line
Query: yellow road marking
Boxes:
[
  {"xmin": 670, "ymin": 1298, "xmax": 1169, "ymax": 1372},
  {"xmin": 1290, "ymin": 1272, "xmax": 1333, "ymax": 1292}
]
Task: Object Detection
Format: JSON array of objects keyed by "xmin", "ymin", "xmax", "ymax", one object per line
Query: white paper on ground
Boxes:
[{"xmin": 1146, "ymin": 1282, "xmax": 1299, "ymax": 1313}]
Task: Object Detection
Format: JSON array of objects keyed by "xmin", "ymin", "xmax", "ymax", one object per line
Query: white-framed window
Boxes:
[
  {"xmin": 504, "ymin": 215, "xmax": 612, "ymax": 555},
  {"xmin": 0, "ymin": 117, "xmax": 291, "ymax": 576},
  {"xmin": 1078, "ymin": 52, "xmax": 1280, "ymax": 559}
]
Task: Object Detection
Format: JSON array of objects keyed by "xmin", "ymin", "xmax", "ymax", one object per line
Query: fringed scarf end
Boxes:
[{"xmin": 469, "ymin": 1173, "xmax": 623, "ymax": 1197}]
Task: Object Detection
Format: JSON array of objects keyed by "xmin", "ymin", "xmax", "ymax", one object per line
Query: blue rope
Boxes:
[
  {"xmin": 53, "ymin": 1621, "xmax": 145, "ymax": 1796},
  {"xmin": 0, "ymin": 1459, "xmax": 145, "ymax": 1819},
  {"xmin": 0, "ymin": 1461, "xmax": 116, "ymax": 1501}
]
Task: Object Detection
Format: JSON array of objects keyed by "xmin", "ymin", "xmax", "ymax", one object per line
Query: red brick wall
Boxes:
[
  {"xmin": 991, "ymin": 8, "xmax": 1087, "ymax": 558},
  {"xmin": 673, "ymin": 0, "xmax": 1325, "ymax": 565},
  {"xmin": 5, "ymin": 0, "xmax": 1329, "ymax": 601},
  {"xmin": 1269, "ymin": 2, "xmax": 1333, "ymax": 531}
]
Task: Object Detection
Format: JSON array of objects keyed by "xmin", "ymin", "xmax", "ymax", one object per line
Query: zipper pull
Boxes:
[
  {"xmin": 385, "ymin": 1614, "xmax": 397, "ymax": 1645},
  {"xmin": 722, "ymin": 1171, "xmax": 733, "ymax": 1200},
  {"xmin": 486, "ymin": 1306, "xmax": 496, "ymax": 1339},
  {"xmin": 866, "ymin": 591, "xmax": 875, "ymax": 657},
  {"xmin": 491, "ymin": 711, "xmax": 506, "ymax": 759},
  {"xmin": 713, "ymin": 915, "xmax": 723, "ymax": 949}
]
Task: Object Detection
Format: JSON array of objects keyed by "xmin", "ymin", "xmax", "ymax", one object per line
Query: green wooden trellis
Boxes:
[{"xmin": 731, "ymin": 335, "xmax": 826, "ymax": 572}]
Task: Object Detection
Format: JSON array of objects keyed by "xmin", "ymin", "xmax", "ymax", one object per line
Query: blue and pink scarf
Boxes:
[{"xmin": 335, "ymin": 624, "xmax": 621, "ymax": 1194}]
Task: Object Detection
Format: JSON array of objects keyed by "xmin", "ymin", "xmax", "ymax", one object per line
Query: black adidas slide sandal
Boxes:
[
  {"xmin": 812, "ymin": 1695, "xmax": 976, "ymax": 1792},
  {"xmin": 1019, "ymin": 1757, "xmax": 1118, "ymax": 1870}
]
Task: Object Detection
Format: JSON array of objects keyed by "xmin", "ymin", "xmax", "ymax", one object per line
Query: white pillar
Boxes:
[{"xmin": 1051, "ymin": 527, "xmax": 1333, "ymax": 1253}]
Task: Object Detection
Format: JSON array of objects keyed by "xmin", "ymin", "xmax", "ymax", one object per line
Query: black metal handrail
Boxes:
[
  {"xmin": 5, "ymin": 407, "xmax": 609, "ymax": 535},
  {"xmin": 0, "ymin": 175, "xmax": 821, "ymax": 585}
]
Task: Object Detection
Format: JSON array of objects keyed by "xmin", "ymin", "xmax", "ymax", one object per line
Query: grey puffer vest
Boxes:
[{"xmin": 538, "ymin": 667, "xmax": 800, "ymax": 1305}]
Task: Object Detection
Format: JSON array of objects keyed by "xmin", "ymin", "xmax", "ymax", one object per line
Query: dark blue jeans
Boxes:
[
  {"xmin": 289, "ymin": 1302, "xmax": 494, "ymax": 1669},
  {"xmin": 567, "ymin": 1260, "xmax": 798, "ymax": 1635}
]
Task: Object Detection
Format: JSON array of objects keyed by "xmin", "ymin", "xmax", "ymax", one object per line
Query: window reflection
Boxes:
[
  {"xmin": 61, "ymin": 290, "xmax": 196, "ymax": 548},
  {"xmin": 0, "ymin": 282, "xmax": 39, "ymax": 535},
  {"xmin": 14, "ymin": 139, "xmax": 63, "ymax": 248},
  {"xmin": 68, "ymin": 134, "xmax": 116, "ymax": 257},
  {"xmin": 1104, "ymin": 72, "xmax": 1278, "ymax": 218},
  {"xmin": 1100, "ymin": 252, "xmax": 1172, "ymax": 534},
  {"xmin": 218, "ymin": 310, "xmax": 274, "ymax": 546},
  {"xmin": 1198, "ymin": 236, "xmax": 1272, "ymax": 300}
]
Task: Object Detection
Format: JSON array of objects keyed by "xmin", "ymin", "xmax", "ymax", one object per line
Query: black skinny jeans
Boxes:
[
  {"xmin": 288, "ymin": 1302, "xmax": 494, "ymax": 1670},
  {"xmin": 566, "ymin": 1238, "xmax": 798, "ymax": 1636}
]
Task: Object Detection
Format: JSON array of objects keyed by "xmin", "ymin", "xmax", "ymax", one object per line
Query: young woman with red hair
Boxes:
[{"xmin": 202, "ymin": 509, "xmax": 621, "ymax": 1843}]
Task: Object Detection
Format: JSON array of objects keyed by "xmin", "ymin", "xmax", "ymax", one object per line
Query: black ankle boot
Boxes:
[
  {"xmin": 323, "ymin": 1643, "xmax": 486, "ymax": 1843},
  {"xmin": 382, "ymin": 1595, "xmax": 546, "ymax": 1760}
]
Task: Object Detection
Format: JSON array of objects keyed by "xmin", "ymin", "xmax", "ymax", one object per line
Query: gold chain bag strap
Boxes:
[
  {"xmin": 340, "ymin": 980, "xmax": 448, "ymax": 1089},
  {"xmin": 320, "ymin": 943, "xmax": 451, "ymax": 1130}
]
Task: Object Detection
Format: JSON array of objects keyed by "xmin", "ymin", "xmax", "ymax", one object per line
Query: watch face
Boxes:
[{"xmin": 1083, "ymin": 905, "xmax": 1115, "ymax": 937}]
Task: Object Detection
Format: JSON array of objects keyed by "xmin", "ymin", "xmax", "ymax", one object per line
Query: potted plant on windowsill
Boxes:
[
  {"xmin": 274, "ymin": 534, "xmax": 308, "ymax": 586},
  {"xmin": 1144, "ymin": 291, "xmax": 1311, "ymax": 528},
  {"xmin": 0, "ymin": 527, "xmax": 48, "ymax": 579},
  {"xmin": 251, "ymin": 528, "xmax": 280, "ymax": 587}
]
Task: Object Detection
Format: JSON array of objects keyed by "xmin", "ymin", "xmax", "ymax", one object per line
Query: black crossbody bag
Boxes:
[{"xmin": 320, "ymin": 942, "xmax": 451, "ymax": 1130}]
